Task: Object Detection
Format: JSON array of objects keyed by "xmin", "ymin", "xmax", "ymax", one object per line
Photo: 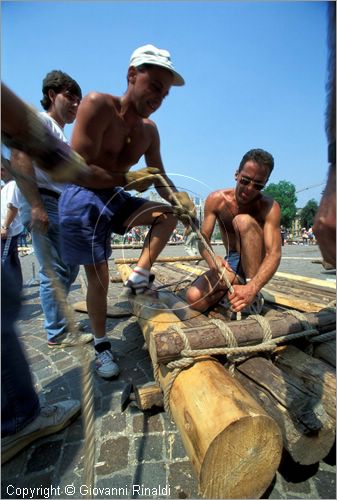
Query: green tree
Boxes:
[
  {"xmin": 263, "ymin": 180, "xmax": 297, "ymax": 228},
  {"xmin": 300, "ymin": 199, "xmax": 318, "ymax": 229}
]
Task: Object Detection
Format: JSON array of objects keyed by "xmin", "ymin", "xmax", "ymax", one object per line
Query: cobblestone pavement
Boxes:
[{"xmin": 1, "ymin": 244, "xmax": 336, "ymax": 499}]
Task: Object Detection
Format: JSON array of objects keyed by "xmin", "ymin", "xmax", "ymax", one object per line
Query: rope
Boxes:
[
  {"xmin": 33, "ymin": 237, "xmax": 95, "ymax": 496},
  {"xmin": 158, "ymin": 304, "xmax": 335, "ymax": 418}
]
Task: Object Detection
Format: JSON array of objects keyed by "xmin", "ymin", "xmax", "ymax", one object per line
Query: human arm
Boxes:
[
  {"xmin": 10, "ymin": 150, "xmax": 49, "ymax": 233},
  {"xmin": 142, "ymin": 125, "xmax": 196, "ymax": 220},
  {"xmin": 228, "ymin": 201, "xmax": 282, "ymax": 312},
  {"xmin": 313, "ymin": 166, "xmax": 336, "ymax": 267},
  {"xmin": 198, "ymin": 192, "xmax": 231, "ymax": 272},
  {"xmin": 1, "ymin": 202, "xmax": 18, "ymax": 239}
]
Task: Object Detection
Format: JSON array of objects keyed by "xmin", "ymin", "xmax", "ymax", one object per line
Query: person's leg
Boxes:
[
  {"xmin": 1, "ymin": 235, "xmax": 23, "ymax": 292},
  {"xmin": 32, "ymin": 196, "xmax": 80, "ymax": 342},
  {"xmin": 1, "ymin": 266, "xmax": 40, "ymax": 437},
  {"xmin": 84, "ymin": 261, "xmax": 119, "ymax": 379},
  {"xmin": 232, "ymin": 214, "xmax": 264, "ymax": 278},
  {"xmin": 84, "ymin": 261, "xmax": 109, "ymax": 339}
]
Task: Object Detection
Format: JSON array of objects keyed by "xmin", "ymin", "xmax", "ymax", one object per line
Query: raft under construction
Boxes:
[{"xmin": 77, "ymin": 256, "xmax": 336, "ymax": 499}]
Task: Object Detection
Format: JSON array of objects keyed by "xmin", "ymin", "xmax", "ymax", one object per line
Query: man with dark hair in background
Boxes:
[
  {"xmin": 11, "ymin": 70, "xmax": 93, "ymax": 348},
  {"xmin": 186, "ymin": 148, "xmax": 281, "ymax": 314}
]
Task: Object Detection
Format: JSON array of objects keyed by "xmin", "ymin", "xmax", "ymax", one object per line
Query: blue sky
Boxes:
[{"xmin": 2, "ymin": 1, "xmax": 330, "ymax": 207}]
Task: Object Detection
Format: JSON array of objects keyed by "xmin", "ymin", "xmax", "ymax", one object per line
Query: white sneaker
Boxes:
[
  {"xmin": 95, "ymin": 348, "xmax": 120, "ymax": 379},
  {"xmin": 1, "ymin": 400, "xmax": 80, "ymax": 464}
]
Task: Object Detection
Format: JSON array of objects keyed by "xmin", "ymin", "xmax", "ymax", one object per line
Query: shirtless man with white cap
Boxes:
[{"xmin": 59, "ymin": 44, "xmax": 196, "ymax": 379}]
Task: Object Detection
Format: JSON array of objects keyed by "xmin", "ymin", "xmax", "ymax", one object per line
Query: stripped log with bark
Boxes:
[{"xmin": 147, "ymin": 309, "xmax": 336, "ymax": 364}]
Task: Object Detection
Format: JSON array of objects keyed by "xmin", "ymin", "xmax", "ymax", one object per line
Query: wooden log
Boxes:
[
  {"xmin": 147, "ymin": 309, "xmax": 336, "ymax": 365},
  {"xmin": 114, "ymin": 255, "xmax": 204, "ymax": 264},
  {"xmin": 273, "ymin": 345, "xmax": 336, "ymax": 423},
  {"xmin": 134, "ymin": 382, "xmax": 163, "ymax": 410},
  {"xmin": 236, "ymin": 357, "xmax": 335, "ymax": 465},
  {"xmin": 312, "ymin": 338, "xmax": 336, "ymax": 368},
  {"xmin": 159, "ymin": 358, "xmax": 282, "ymax": 499},
  {"xmin": 117, "ymin": 264, "xmax": 282, "ymax": 498},
  {"xmin": 72, "ymin": 300, "xmax": 131, "ymax": 318}
]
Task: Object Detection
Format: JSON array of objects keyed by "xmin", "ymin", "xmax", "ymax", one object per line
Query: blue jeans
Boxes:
[
  {"xmin": 1, "ymin": 266, "xmax": 40, "ymax": 436},
  {"xmin": 28, "ymin": 195, "xmax": 79, "ymax": 341}
]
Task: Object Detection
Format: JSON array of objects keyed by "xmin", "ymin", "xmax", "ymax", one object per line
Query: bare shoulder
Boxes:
[
  {"xmin": 143, "ymin": 117, "xmax": 159, "ymax": 136},
  {"xmin": 81, "ymin": 92, "xmax": 118, "ymax": 113},
  {"xmin": 206, "ymin": 189, "xmax": 231, "ymax": 208},
  {"xmin": 260, "ymin": 193, "xmax": 281, "ymax": 221}
]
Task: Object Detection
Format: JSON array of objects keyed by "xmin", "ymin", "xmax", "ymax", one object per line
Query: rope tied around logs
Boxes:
[{"xmin": 158, "ymin": 307, "xmax": 335, "ymax": 418}]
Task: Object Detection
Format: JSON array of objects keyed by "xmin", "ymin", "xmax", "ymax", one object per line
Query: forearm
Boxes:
[
  {"xmin": 153, "ymin": 173, "xmax": 178, "ymax": 204},
  {"xmin": 2, "ymin": 206, "xmax": 18, "ymax": 228},
  {"xmin": 10, "ymin": 150, "xmax": 43, "ymax": 208},
  {"xmin": 249, "ymin": 253, "xmax": 281, "ymax": 293}
]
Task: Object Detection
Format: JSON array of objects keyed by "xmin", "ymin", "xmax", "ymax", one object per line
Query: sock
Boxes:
[
  {"xmin": 128, "ymin": 266, "xmax": 150, "ymax": 285},
  {"xmin": 94, "ymin": 336, "xmax": 109, "ymax": 347}
]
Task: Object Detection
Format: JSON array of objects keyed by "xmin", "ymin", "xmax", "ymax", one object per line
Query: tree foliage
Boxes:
[
  {"xmin": 300, "ymin": 199, "xmax": 319, "ymax": 229},
  {"xmin": 263, "ymin": 180, "xmax": 297, "ymax": 228}
]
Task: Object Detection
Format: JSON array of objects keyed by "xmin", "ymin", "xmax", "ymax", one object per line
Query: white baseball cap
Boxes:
[{"xmin": 129, "ymin": 44, "xmax": 185, "ymax": 86}]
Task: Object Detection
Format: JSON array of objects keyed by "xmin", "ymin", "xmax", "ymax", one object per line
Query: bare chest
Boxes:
[{"xmin": 98, "ymin": 121, "xmax": 152, "ymax": 172}]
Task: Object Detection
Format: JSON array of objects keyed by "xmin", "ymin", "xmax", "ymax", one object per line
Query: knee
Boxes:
[
  {"xmin": 154, "ymin": 211, "xmax": 177, "ymax": 231},
  {"xmin": 185, "ymin": 287, "xmax": 206, "ymax": 312},
  {"xmin": 232, "ymin": 214, "xmax": 255, "ymax": 235}
]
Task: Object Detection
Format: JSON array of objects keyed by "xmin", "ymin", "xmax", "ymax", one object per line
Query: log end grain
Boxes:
[{"xmin": 199, "ymin": 414, "xmax": 282, "ymax": 499}]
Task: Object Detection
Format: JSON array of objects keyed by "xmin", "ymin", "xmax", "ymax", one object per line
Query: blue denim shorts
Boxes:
[
  {"xmin": 225, "ymin": 250, "xmax": 245, "ymax": 282},
  {"xmin": 59, "ymin": 185, "xmax": 148, "ymax": 265}
]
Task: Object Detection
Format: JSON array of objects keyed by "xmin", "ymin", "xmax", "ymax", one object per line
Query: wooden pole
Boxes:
[
  {"xmin": 114, "ymin": 255, "xmax": 204, "ymax": 264},
  {"xmin": 149, "ymin": 309, "xmax": 336, "ymax": 364}
]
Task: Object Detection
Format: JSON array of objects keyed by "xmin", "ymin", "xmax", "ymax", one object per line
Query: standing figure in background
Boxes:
[
  {"xmin": 11, "ymin": 70, "xmax": 93, "ymax": 348},
  {"xmin": 1, "ymin": 157, "xmax": 24, "ymax": 291}
]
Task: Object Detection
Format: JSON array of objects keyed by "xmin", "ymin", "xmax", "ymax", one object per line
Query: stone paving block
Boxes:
[
  {"xmin": 314, "ymin": 468, "xmax": 336, "ymax": 499},
  {"xmin": 133, "ymin": 435, "xmax": 164, "ymax": 463},
  {"xmin": 97, "ymin": 436, "xmax": 129, "ymax": 475},
  {"xmin": 26, "ymin": 440, "xmax": 63, "ymax": 473},
  {"xmin": 165, "ymin": 433, "xmax": 188, "ymax": 461},
  {"xmin": 101, "ymin": 412, "xmax": 127, "ymax": 434},
  {"xmin": 58, "ymin": 442, "xmax": 85, "ymax": 477},
  {"xmin": 95, "ymin": 475, "xmax": 133, "ymax": 499},
  {"xmin": 131, "ymin": 462, "xmax": 168, "ymax": 499},
  {"xmin": 133, "ymin": 412, "xmax": 164, "ymax": 434},
  {"xmin": 168, "ymin": 461, "xmax": 200, "ymax": 499}
]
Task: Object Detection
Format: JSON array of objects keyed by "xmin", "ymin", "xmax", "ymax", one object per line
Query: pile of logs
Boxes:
[{"xmin": 115, "ymin": 261, "xmax": 335, "ymax": 499}]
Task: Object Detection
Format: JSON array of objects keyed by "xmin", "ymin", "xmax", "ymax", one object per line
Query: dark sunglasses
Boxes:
[{"xmin": 239, "ymin": 175, "xmax": 266, "ymax": 191}]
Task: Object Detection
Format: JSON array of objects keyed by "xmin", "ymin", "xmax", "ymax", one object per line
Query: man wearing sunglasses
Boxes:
[{"xmin": 186, "ymin": 148, "xmax": 282, "ymax": 314}]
